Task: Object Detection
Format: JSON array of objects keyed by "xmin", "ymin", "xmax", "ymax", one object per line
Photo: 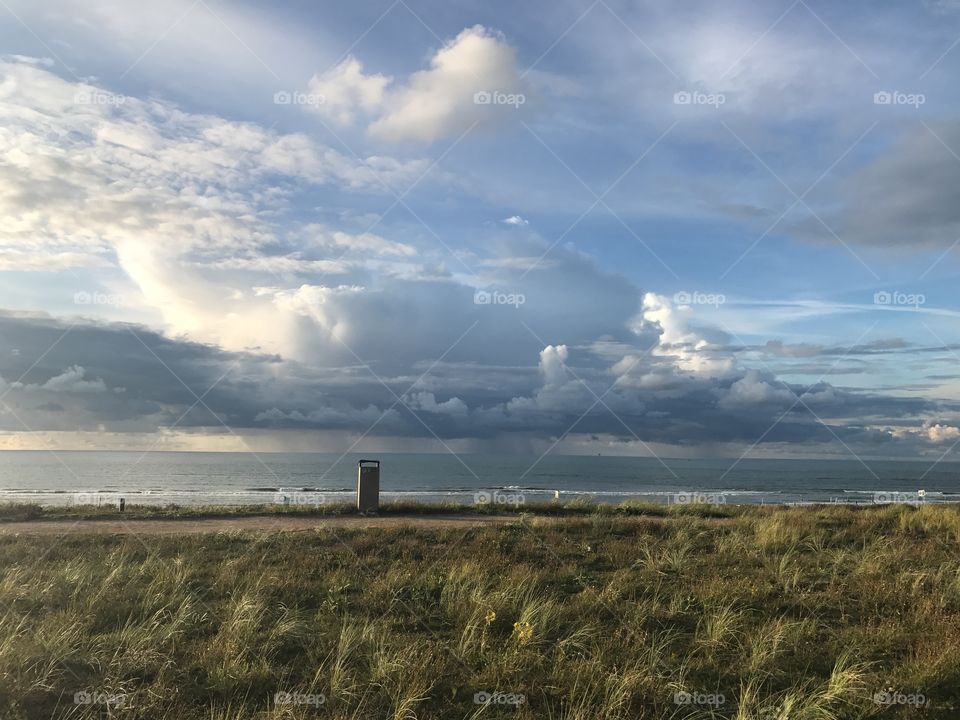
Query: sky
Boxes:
[{"xmin": 0, "ymin": 0, "xmax": 959, "ymax": 461}]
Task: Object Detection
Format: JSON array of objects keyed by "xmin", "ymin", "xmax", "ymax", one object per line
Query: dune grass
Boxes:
[{"xmin": 0, "ymin": 503, "xmax": 958, "ymax": 718}]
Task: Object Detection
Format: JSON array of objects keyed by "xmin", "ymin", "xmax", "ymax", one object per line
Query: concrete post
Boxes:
[{"xmin": 357, "ymin": 460, "xmax": 380, "ymax": 513}]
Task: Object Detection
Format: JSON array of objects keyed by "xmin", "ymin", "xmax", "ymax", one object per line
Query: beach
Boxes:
[{"xmin": 0, "ymin": 512, "xmax": 519, "ymax": 535}]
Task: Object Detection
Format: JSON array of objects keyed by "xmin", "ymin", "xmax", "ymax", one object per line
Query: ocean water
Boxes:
[{"xmin": 0, "ymin": 451, "xmax": 957, "ymax": 507}]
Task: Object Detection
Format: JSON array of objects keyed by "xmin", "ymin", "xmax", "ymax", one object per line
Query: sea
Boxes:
[{"xmin": 0, "ymin": 451, "xmax": 957, "ymax": 508}]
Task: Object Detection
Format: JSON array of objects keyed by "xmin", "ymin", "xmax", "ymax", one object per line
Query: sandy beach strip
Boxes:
[{"xmin": 0, "ymin": 513, "xmax": 525, "ymax": 535}]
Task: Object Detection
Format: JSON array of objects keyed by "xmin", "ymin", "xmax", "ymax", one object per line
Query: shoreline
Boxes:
[
  {"xmin": 0, "ymin": 487, "xmax": 947, "ymax": 509},
  {"xmin": 0, "ymin": 513, "xmax": 526, "ymax": 535}
]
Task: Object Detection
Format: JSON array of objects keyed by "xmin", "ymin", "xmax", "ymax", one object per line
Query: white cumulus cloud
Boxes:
[
  {"xmin": 307, "ymin": 57, "xmax": 391, "ymax": 125},
  {"xmin": 306, "ymin": 26, "xmax": 530, "ymax": 143}
]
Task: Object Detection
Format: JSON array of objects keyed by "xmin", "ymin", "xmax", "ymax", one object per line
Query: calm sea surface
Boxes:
[{"xmin": 0, "ymin": 451, "xmax": 957, "ymax": 507}]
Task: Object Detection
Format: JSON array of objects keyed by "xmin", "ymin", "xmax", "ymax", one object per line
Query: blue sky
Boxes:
[{"xmin": 0, "ymin": 0, "xmax": 959, "ymax": 459}]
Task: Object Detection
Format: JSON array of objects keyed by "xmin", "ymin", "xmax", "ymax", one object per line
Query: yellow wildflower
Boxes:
[{"xmin": 513, "ymin": 621, "xmax": 533, "ymax": 645}]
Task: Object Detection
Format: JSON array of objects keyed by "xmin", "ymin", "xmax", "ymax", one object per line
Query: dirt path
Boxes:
[{"xmin": 0, "ymin": 514, "xmax": 523, "ymax": 535}]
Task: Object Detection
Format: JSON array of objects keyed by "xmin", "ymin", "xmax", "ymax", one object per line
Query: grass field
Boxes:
[{"xmin": 1, "ymin": 502, "xmax": 958, "ymax": 719}]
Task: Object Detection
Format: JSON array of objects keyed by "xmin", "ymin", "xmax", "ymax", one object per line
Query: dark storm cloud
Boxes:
[
  {"xmin": 0, "ymin": 312, "xmax": 267, "ymax": 430},
  {"xmin": 0, "ymin": 312, "xmax": 952, "ymax": 449}
]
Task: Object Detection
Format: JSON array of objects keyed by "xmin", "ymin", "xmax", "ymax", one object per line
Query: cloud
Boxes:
[
  {"xmin": 0, "ymin": 47, "xmax": 649, "ymax": 375},
  {"xmin": 254, "ymin": 404, "xmax": 400, "ymax": 428},
  {"xmin": 308, "ymin": 57, "xmax": 391, "ymax": 125},
  {"xmin": 889, "ymin": 421, "xmax": 960, "ymax": 448},
  {"xmin": 40, "ymin": 366, "xmax": 107, "ymax": 393},
  {"xmin": 505, "ymin": 345, "xmax": 594, "ymax": 416},
  {"xmin": 308, "ymin": 26, "xmax": 530, "ymax": 143},
  {"xmin": 923, "ymin": 0, "xmax": 960, "ymax": 14},
  {"xmin": 760, "ymin": 338, "xmax": 910, "ymax": 358},
  {"xmin": 632, "ymin": 293, "xmax": 734, "ymax": 376},
  {"xmin": 0, "ymin": 0, "xmax": 334, "ymax": 116},
  {"xmin": 404, "ymin": 391, "xmax": 468, "ymax": 416},
  {"xmin": 0, "ymin": 58, "xmax": 440, "ymax": 356},
  {"xmin": 798, "ymin": 121, "xmax": 960, "ymax": 249},
  {"xmin": 3, "ymin": 364, "xmax": 108, "ymax": 394},
  {"xmin": 0, "ymin": 309, "xmax": 951, "ymax": 456},
  {"xmin": 2, "ymin": 6, "xmax": 959, "ymax": 459},
  {"xmin": 717, "ymin": 369, "xmax": 794, "ymax": 408},
  {"xmin": 303, "ymin": 225, "xmax": 416, "ymax": 257},
  {"xmin": 0, "ymin": 249, "xmax": 112, "ymax": 271},
  {"xmin": 923, "ymin": 423, "xmax": 960, "ymax": 443}
]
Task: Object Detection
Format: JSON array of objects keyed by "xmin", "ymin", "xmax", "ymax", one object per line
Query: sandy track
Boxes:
[{"xmin": 0, "ymin": 514, "xmax": 523, "ymax": 536}]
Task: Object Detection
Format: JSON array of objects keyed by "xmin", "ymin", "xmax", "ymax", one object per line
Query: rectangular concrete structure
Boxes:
[{"xmin": 357, "ymin": 460, "xmax": 380, "ymax": 513}]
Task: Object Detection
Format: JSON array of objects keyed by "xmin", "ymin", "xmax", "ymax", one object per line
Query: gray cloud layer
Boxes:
[{"xmin": 0, "ymin": 310, "xmax": 953, "ymax": 456}]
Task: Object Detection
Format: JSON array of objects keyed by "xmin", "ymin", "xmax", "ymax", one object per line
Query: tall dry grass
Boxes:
[{"xmin": 0, "ymin": 503, "xmax": 958, "ymax": 717}]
